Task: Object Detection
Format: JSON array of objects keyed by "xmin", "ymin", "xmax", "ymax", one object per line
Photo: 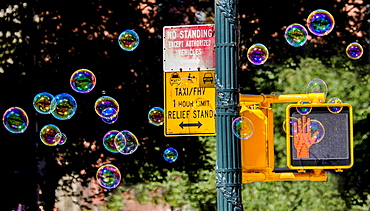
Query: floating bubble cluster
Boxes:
[
  {"xmin": 247, "ymin": 43, "xmax": 269, "ymax": 65},
  {"xmin": 114, "ymin": 130, "xmax": 138, "ymax": 155},
  {"xmin": 40, "ymin": 124, "xmax": 62, "ymax": 146},
  {"xmin": 307, "ymin": 9, "xmax": 335, "ymax": 36},
  {"xmin": 327, "ymin": 97, "xmax": 343, "ymax": 114},
  {"xmin": 306, "ymin": 78, "xmax": 328, "ymax": 101},
  {"xmin": 148, "ymin": 107, "xmax": 164, "ymax": 126},
  {"xmin": 232, "ymin": 117, "xmax": 254, "ymax": 139},
  {"xmin": 3, "ymin": 107, "xmax": 29, "ymax": 134},
  {"xmin": 33, "ymin": 92, "xmax": 55, "ymax": 114},
  {"xmin": 103, "ymin": 130, "xmax": 120, "ymax": 153},
  {"xmin": 95, "ymin": 96, "xmax": 119, "ymax": 119},
  {"xmin": 70, "ymin": 69, "xmax": 96, "ymax": 93},
  {"xmin": 163, "ymin": 147, "xmax": 178, "ymax": 163},
  {"xmin": 96, "ymin": 164, "xmax": 121, "ymax": 189},
  {"xmin": 346, "ymin": 42, "xmax": 363, "ymax": 60},
  {"xmin": 283, "ymin": 117, "xmax": 299, "ymax": 137},
  {"xmin": 51, "ymin": 93, "xmax": 77, "ymax": 120},
  {"xmin": 284, "ymin": 24, "xmax": 308, "ymax": 47},
  {"xmin": 296, "ymin": 102, "xmax": 312, "ymax": 115},
  {"xmin": 307, "ymin": 119, "xmax": 325, "ymax": 143},
  {"xmin": 118, "ymin": 30, "xmax": 140, "ymax": 51}
]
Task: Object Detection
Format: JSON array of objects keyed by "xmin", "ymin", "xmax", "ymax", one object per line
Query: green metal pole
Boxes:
[{"xmin": 215, "ymin": 0, "xmax": 243, "ymax": 211}]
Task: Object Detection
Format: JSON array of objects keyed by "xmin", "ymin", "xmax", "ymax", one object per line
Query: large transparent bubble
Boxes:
[
  {"xmin": 95, "ymin": 96, "xmax": 119, "ymax": 119},
  {"xmin": 148, "ymin": 107, "xmax": 164, "ymax": 126},
  {"xmin": 284, "ymin": 23, "xmax": 308, "ymax": 47},
  {"xmin": 232, "ymin": 117, "xmax": 254, "ymax": 139},
  {"xmin": 114, "ymin": 130, "xmax": 138, "ymax": 155},
  {"xmin": 307, "ymin": 9, "xmax": 335, "ymax": 36},
  {"xmin": 40, "ymin": 124, "xmax": 61, "ymax": 146},
  {"xmin": 70, "ymin": 69, "xmax": 96, "ymax": 93},
  {"xmin": 346, "ymin": 42, "xmax": 363, "ymax": 60},
  {"xmin": 103, "ymin": 130, "xmax": 120, "ymax": 153},
  {"xmin": 118, "ymin": 30, "xmax": 140, "ymax": 51},
  {"xmin": 247, "ymin": 43, "xmax": 269, "ymax": 65},
  {"xmin": 163, "ymin": 147, "xmax": 178, "ymax": 163},
  {"xmin": 306, "ymin": 78, "xmax": 328, "ymax": 101}
]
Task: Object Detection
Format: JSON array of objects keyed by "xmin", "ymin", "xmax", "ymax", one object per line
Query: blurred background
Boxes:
[{"xmin": 0, "ymin": 0, "xmax": 369, "ymax": 210}]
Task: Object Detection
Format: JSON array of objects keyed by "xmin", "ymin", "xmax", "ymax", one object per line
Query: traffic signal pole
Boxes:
[{"xmin": 215, "ymin": 0, "xmax": 243, "ymax": 210}]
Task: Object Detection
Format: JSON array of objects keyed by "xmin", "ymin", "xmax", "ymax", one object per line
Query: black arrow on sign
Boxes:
[{"xmin": 179, "ymin": 121, "xmax": 202, "ymax": 129}]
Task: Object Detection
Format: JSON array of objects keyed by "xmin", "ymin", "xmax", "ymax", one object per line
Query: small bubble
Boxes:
[
  {"xmin": 33, "ymin": 92, "xmax": 55, "ymax": 114},
  {"xmin": 346, "ymin": 42, "xmax": 363, "ymax": 60},
  {"xmin": 327, "ymin": 97, "xmax": 343, "ymax": 114},
  {"xmin": 307, "ymin": 9, "xmax": 335, "ymax": 36},
  {"xmin": 296, "ymin": 102, "xmax": 312, "ymax": 115},
  {"xmin": 232, "ymin": 117, "xmax": 254, "ymax": 139},
  {"xmin": 148, "ymin": 107, "xmax": 164, "ymax": 126},
  {"xmin": 96, "ymin": 164, "xmax": 121, "ymax": 189},
  {"xmin": 95, "ymin": 96, "xmax": 119, "ymax": 119},
  {"xmin": 55, "ymin": 133, "xmax": 67, "ymax": 145},
  {"xmin": 114, "ymin": 130, "xmax": 138, "ymax": 155},
  {"xmin": 306, "ymin": 78, "xmax": 328, "ymax": 101},
  {"xmin": 70, "ymin": 69, "xmax": 96, "ymax": 93},
  {"xmin": 51, "ymin": 93, "xmax": 77, "ymax": 120},
  {"xmin": 163, "ymin": 147, "xmax": 178, "ymax": 163},
  {"xmin": 40, "ymin": 124, "xmax": 61, "ymax": 146},
  {"xmin": 247, "ymin": 43, "xmax": 268, "ymax": 65},
  {"xmin": 118, "ymin": 30, "xmax": 140, "ymax": 51},
  {"xmin": 3, "ymin": 107, "xmax": 29, "ymax": 134},
  {"xmin": 284, "ymin": 23, "xmax": 308, "ymax": 47}
]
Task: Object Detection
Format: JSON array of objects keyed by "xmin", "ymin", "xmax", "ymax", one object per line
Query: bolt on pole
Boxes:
[{"xmin": 215, "ymin": 0, "xmax": 243, "ymax": 210}]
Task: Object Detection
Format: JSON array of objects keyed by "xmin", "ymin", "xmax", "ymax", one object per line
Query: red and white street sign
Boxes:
[{"xmin": 163, "ymin": 24, "xmax": 215, "ymax": 72}]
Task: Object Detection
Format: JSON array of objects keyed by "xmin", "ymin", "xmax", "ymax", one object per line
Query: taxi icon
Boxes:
[
  {"xmin": 203, "ymin": 73, "xmax": 213, "ymax": 84},
  {"xmin": 170, "ymin": 72, "xmax": 181, "ymax": 86}
]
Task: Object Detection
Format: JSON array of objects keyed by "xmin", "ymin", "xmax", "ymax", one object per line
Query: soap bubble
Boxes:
[
  {"xmin": 306, "ymin": 119, "xmax": 325, "ymax": 143},
  {"xmin": 40, "ymin": 124, "xmax": 61, "ymax": 146},
  {"xmin": 306, "ymin": 78, "xmax": 328, "ymax": 100},
  {"xmin": 296, "ymin": 102, "xmax": 312, "ymax": 115},
  {"xmin": 163, "ymin": 147, "xmax": 178, "ymax": 163},
  {"xmin": 283, "ymin": 117, "xmax": 298, "ymax": 137},
  {"xmin": 3, "ymin": 107, "xmax": 29, "ymax": 134},
  {"xmin": 33, "ymin": 92, "xmax": 55, "ymax": 114},
  {"xmin": 114, "ymin": 130, "xmax": 138, "ymax": 155},
  {"xmin": 51, "ymin": 93, "xmax": 77, "ymax": 120},
  {"xmin": 101, "ymin": 114, "xmax": 118, "ymax": 124},
  {"xmin": 70, "ymin": 69, "xmax": 96, "ymax": 93},
  {"xmin": 148, "ymin": 107, "xmax": 164, "ymax": 126},
  {"xmin": 307, "ymin": 9, "xmax": 334, "ymax": 36},
  {"xmin": 103, "ymin": 130, "xmax": 120, "ymax": 153},
  {"xmin": 55, "ymin": 133, "xmax": 67, "ymax": 145},
  {"xmin": 346, "ymin": 42, "xmax": 363, "ymax": 60},
  {"xmin": 96, "ymin": 164, "xmax": 121, "ymax": 189},
  {"xmin": 327, "ymin": 97, "xmax": 343, "ymax": 114},
  {"xmin": 284, "ymin": 23, "xmax": 308, "ymax": 47},
  {"xmin": 95, "ymin": 96, "xmax": 119, "ymax": 119},
  {"xmin": 247, "ymin": 43, "xmax": 268, "ymax": 65},
  {"xmin": 118, "ymin": 30, "xmax": 140, "ymax": 51},
  {"xmin": 232, "ymin": 117, "xmax": 254, "ymax": 139}
]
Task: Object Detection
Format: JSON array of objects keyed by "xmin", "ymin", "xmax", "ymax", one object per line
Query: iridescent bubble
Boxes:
[
  {"xmin": 101, "ymin": 114, "xmax": 118, "ymax": 124},
  {"xmin": 40, "ymin": 124, "xmax": 61, "ymax": 146},
  {"xmin": 247, "ymin": 43, "xmax": 269, "ymax": 65},
  {"xmin": 296, "ymin": 102, "xmax": 312, "ymax": 115},
  {"xmin": 33, "ymin": 92, "xmax": 56, "ymax": 114},
  {"xmin": 118, "ymin": 30, "xmax": 140, "ymax": 51},
  {"xmin": 3, "ymin": 107, "xmax": 29, "ymax": 134},
  {"xmin": 95, "ymin": 96, "xmax": 119, "ymax": 119},
  {"xmin": 163, "ymin": 147, "xmax": 178, "ymax": 163},
  {"xmin": 55, "ymin": 133, "xmax": 67, "ymax": 145},
  {"xmin": 70, "ymin": 69, "xmax": 96, "ymax": 93},
  {"xmin": 307, "ymin": 119, "xmax": 325, "ymax": 143},
  {"xmin": 103, "ymin": 130, "xmax": 120, "ymax": 153},
  {"xmin": 114, "ymin": 130, "xmax": 138, "ymax": 155},
  {"xmin": 232, "ymin": 117, "xmax": 254, "ymax": 139},
  {"xmin": 96, "ymin": 164, "xmax": 121, "ymax": 189},
  {"xmin": 284, "ymin": 23, "xmax": 308, "ymax": 47},
  {"xmin": 306, "ymin": 78, "xmax": 328, "ymax": 101},
  {"xmin": 327, "ymin": 97, "xmax": 343, "ymax": 114},
  {"xmin": 148, "ymin": 107, "xmax": 164, "ymax": 126},
  {"xmin": 346, "ymin": 42, "xmax": 363, "ymax": 60},
  {"xmin": 283, "ymin": 117, "xmax": 299, "ymax": 137},
  {"xmin": 51, "ymin": 93, "xmax": 77, "ymax": 120},
  {"xmin": 307, "ymin": 9, "xmax": 335, "ymax": 36}
]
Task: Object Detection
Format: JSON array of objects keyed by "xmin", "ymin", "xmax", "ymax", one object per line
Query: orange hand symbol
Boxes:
[{"xmin": 293, "ymin": 116, "xmax": 320, "ymax": 158}]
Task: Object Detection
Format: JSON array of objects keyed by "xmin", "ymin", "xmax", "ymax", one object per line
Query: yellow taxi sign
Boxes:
[{"xmin": 164, "ymin": 70, "xmax": 216, "ymax": 136}]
